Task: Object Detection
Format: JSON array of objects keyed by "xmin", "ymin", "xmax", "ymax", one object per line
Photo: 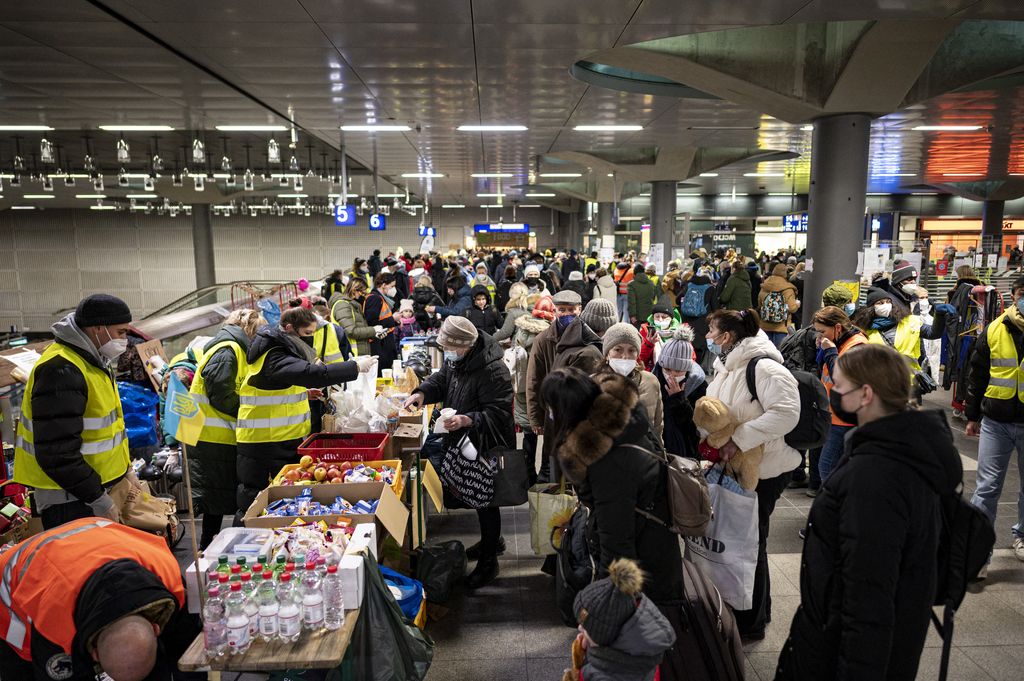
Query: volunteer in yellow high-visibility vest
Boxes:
[
  {"xmin": 13, "ymin": 294, "xmax": 138, "ymax": 530},
  {"xmin": 188, "ymin": 308, "xmax": 265, "ymax": 548},
  {"xmin": 235, "ymin": 307, "xmax": 374, "ymax": 515}
]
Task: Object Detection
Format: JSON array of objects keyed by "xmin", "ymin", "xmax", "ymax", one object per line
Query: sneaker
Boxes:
[
  {"xmin": 1014, "ymin": 537, "xmax": 1024, "ymax": 563},
  {"xmin": 466, "ymin": 536, "xmax": 506, "ymax": 561},
  {"xmin": 805, "ymin": 488, "xmax": 818, "ymax": 498},
  {"xmin": 787, "ymin": 478, "xmax": 808, "ymax": 490}
]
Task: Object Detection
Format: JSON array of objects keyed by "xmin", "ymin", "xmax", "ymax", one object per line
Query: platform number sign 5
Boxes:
[
  {"xmin": 334, "ymin": 204, "xmax": 356, "ymax": 226},
  {"xmin": 369, "ymin": 213, "xmax": 386, "ymax": 231}
]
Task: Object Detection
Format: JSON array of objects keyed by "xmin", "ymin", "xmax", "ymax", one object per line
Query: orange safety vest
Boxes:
[
  {"xmin": 363, "ymin": 292, "xmax": 395, "ymax": 336},
  {"xmin": 0, "ymin": 518, "xmax": 184, "ymax": 660},
  {"xmin": 613, "ymin": 268, "xmax": 634, "ymax": 295},
  {"xmin": 821, "ymin": 332, "xmax": 869, "ymax": 426}
]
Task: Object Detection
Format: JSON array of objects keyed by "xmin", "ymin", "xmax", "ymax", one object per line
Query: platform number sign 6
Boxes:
[
  {"xmin": 369, "ymin": 213, "xmax": 386, "ymax": 231},
  {"xmin": 334, "ymin": 204, "xmax": 356, "ymax": 226}
]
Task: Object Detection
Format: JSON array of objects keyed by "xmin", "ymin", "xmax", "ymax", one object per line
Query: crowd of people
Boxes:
[{"xmin": 4, "ymin": 239, "xmax": 1016, "ymax": 681}]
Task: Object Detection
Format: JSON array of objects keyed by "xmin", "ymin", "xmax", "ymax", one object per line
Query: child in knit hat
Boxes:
[
  {"xmin": 562, "ymin": 559, "xmax": 675, "ymax": 681},
  {"xmin": 395, "ymin": 298, "xmax": 421, "ymax": 340}
]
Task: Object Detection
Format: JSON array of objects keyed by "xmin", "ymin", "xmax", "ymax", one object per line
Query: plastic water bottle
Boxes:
[
  {"xmin": 322, "ymin": 564, "xmax": 344, "ymax": 631},
  {"xmin": 239, "ymin": 573, "xmax": 259, "ymax": 638},
  {"xmin": 202, "ymin": 586, "xmax": 227, "ymax": 657},
  {"xmin": 225, "ymin": 583, "xmax": 251, "ymax": 655},
  {"xmin": 256, "ymin": 571, "xmax": 279, "ymax": 642},
  {"xmin": 300, "ymin": 562, "xmax": 325, "ymax": 630},
  {"xmin": 277, "ymin": 573, "xmax": 301, "ymax": 643},
  {"xmin": 216, "ymin": 554, "xmax": 231, "ymax": 575}
]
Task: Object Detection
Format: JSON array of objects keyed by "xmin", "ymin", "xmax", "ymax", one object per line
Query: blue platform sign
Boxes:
[
  {"xmin": 783, "ymin": 213, "xmax": 808, "ymax": 232},
  {"xmin": 474, "ymin": 223, "xmax": 529, "ymax": 233},
  {"xmin": 418, "ymin": 225, "xmax": 436, "ymax": 237},
  {"xmin": 369, "ymin": 213, "xmax": 387, "ymax": 231},
  {"xmin": 334, "ymin": 204, "xmax": 356, "ymax": 226}
]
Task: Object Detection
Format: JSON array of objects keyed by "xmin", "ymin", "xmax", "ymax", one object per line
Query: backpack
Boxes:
[
  {"xmin": 680, "ymin": 283, "xmax": 711, "ymax": 317},
  {"xmin": 620, "ymin": 444, "xmax": 712, "ymax": 536},
  {"xmin": 554, "ymin": 503, "xmax": 595, "ymax": 627},
  {"xmin": 759, "ymin": 289, "xmax": 788, "ymax": 323},
  {"xmin": 745, "ymin": 355, "xmax": 830, "ymax": 450}
]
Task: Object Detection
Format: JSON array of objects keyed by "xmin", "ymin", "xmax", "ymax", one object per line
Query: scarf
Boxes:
[
  {"xmin": 871, "ymin": 316, "xmax": 896, "ymax": 331},
  {"xmin": 1006, "ymin": 302, "xmax": 1024, "ymax": 331},
  {"xmin": 283, "ymin": 331, "xmax": 317, "ymax": 363}
]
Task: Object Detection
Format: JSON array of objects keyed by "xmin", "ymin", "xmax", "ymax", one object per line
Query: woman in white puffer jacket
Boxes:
[{"xmin": 703, "ymin": 307, "xmax": 800, "ymax": 642}]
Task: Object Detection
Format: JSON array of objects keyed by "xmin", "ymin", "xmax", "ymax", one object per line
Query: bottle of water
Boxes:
[
  {"xmin": 256, "ymin": 571, "xmax": 279, "ymax": 642},
  {"xmin": 239, "ymin": 573, "xmax": 259, "ymax": 638},
  {"xmin": 277, "ymin": 573, "xmax": 302, "ymax": 643},
  {"xmin": 225, "ymin": 583, "xmax": 251, "ymax": 655},
  {"xmin": 322, "ymin": 564, "xmax": 344, "ymax": 630},
  {"xmin": 300, "ymin": 562, "xmax": 324, "ymax": 630},
  {"xmin": 202, "ymin": 586, "xmax": 227, "ymax": 657}
]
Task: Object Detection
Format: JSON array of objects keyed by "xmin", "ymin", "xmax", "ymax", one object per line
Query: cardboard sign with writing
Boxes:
[{"xmin": 135, "ymin": 339, "xmax": 168, "ymax": 391}]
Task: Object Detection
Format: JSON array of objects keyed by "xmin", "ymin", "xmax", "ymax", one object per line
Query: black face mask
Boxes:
[
  {"xmin": 300, "ymin": 335, "xmax": 315, "ymax": 347},
  {"xmin": 829, "ymin": 387, "xmax": 860, "ymax": 425}
]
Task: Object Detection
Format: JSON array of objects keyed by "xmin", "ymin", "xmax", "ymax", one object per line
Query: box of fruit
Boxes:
[{"xmin": 272, "ymin": 456, "xmax": 404, "ymax": 498}]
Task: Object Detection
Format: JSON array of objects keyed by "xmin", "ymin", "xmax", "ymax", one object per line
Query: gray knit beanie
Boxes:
[
  {"xmin": 436, "ymin": 315, "xmax": 478, "ymax": 348},
  {"xmin": 580, "ymin": 299, "xmax": 617, "ymax": 335},
  {"xmin": 658, "ymin": 326, "xmax": 697, "ymax": 373},
  {"xmin": 602, "ymin": 323, "xmax": 641, "ymax": 356}
]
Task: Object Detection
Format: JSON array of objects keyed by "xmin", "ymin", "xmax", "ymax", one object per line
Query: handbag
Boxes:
[
  {"xmin": 109, "ymin": 478, "xmax": 179, "ymax": 534},
  {"xmin": 484, "ymin": 417, "xmax": 530, "ymax": 508},
  {"xmin": 528, "ymin": 482, "xmax": 577, "ymax": 556},
  {"xmin": 683, "ymin": 466, "xmax": 758, "ymax": 611},
  {"xmin": 620, "ymin": 444, "xmax": 712, "ymax": 537},
  {"xmin": 438, "ymin": 416, "xmax": 529, "ymax": 509}
]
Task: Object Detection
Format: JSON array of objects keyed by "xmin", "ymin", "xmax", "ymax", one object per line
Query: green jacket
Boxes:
[
  {"xmin": 627, "ymin": 272, "xmax": 658, "ymax": 322},
  {"xmin": 719, "ymin": 267, "xmax": 753, "ymax": 311},
  {"xmin": 331, "ymin": 295, "xmax": 375, "ymax": 356}
]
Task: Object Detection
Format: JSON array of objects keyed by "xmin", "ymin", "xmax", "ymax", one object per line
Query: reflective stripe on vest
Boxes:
[
  {"xmin": 331, "ymin": 299, "xmax": 360, "ymax": 357},
  {"xmin": 313, "ymin": 324, "xmax": 345, "ymax": 364},
  {"xmin": 866, "ymin": 315, "xmax": 923, "ymax": 371},
  {"xmin": 13, "ymin": 343, "xmax": 129, "ymax": 489},
  {"xmin": 236, "ymin": 350, "xmax": 311, "ymax": 444},
  {"xmin": 189, "ymin": 339, "xmax": 248, "ymax": 445},
  {"xmin": 984, "ymin": 313, "xmax": 1024, "ymax": 402}
]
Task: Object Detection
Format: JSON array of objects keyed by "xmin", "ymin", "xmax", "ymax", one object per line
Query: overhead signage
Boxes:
[
  {"xmin": 418, "ymin": 225, "xmax": 436, "ymax": 237},
  {"xmin": 334, "ymin": 204, "xmax": 357, "ymax": 226},
  {"xmin": 783, "ymin": 212, "xmax": 808, "ymax": 232},
  {"xmin": 473, "ymin": 223, "xmax": 529, "ymax": 233},
  {"xmin": 369, "ymin": 213, "xmax": 386, "ymax": 231}
]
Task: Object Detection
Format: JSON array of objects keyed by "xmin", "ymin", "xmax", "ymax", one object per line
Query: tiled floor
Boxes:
[{"xmin": 174, "ymin": 391, "xmax": 1024, "ymax": 680}]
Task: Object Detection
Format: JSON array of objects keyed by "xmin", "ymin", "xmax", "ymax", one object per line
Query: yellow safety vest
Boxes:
[
  {"xmin": 330, "ymin": 299, "xmax": 359, "ymax": 357},
  {"xmin": 14, "ymin": 343, "xmax": 130, "ymax": 489},
  {"xmin": 866, "ymin": 315, "xmax": 923, "ymax": 370},
  {"xmin": 984, "ymin": 313, "xmax": 1024, "ymax": 401},
  {"xmin": 236, "ymin": 350, "xmax": 311, "ymax": 444},
  {"xmin": 313, "ymin": 324, "xmax": 346, "ymax": 364},
  {"xmin": 585, "ymin": 257, "xmax": 598, "ymax": 272},
  {"xmin": 189, "ymin": 339, "xmax": 247, "ymax": 445},
  {"xmin": 649, "ymin": 274, "xmax": 660, "ymax": 289}
]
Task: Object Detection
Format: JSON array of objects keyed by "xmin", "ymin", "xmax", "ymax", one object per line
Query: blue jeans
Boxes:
[
  {"xmin": 766, "ymin": 331, "xmax": 788, "ymax": 348},
  {"xmin": 971, "ymin": 418, "xmax": 1024, "ymax": 539},
  {"xmin": 617, "ymin": 294, "xmax": 630, "ymax": 322},
  {"xmin": 818, "ymin": 424, "xmax": 853, "ymax": 483}
]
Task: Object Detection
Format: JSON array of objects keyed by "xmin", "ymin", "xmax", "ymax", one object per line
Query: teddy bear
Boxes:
[{"xmin": 692, "ymin": 396, "xmax": 762, "ymax": 491}]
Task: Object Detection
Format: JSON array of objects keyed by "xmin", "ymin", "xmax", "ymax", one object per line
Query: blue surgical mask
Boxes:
[
  {"xmin": 843, "ymin": 302, "xmax": 856, "ymax": 315},
  {"xmin": 706, "ymin": 340, "xmax": 722, "ymax": 356},
  {"xmin": 1016, "ymin": 298, "xmax": 1024, "ymax": 316},
  {"xmin": 443, "ymin": 350, "xmax": 461, "ymax": 362},
  {"xmin": 556, "ymin": 314, "xmax": 576, "ymax": 330}
]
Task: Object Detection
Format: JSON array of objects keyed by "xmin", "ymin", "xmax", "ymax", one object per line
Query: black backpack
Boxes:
[{"xmin": 745, "ymin": 355, "xmax": 830, "ymax": 450}]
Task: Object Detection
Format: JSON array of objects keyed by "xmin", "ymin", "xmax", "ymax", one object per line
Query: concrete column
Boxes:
[
  {"xmin": 981, "ymin": 199, "xmax": 1005, "ymax": 256},
  {"xmin": 191, "ymin": 203, "xmax": 216, "ymax": 290},
  {"xmin": 649, "ymin": 180, "xmax": 675, "ymax": 273},
  {"xmin": 597, "ymin": 202, "xmax": 615, "ymax": 247},
  {"xmin": 805, "ymin": 114, "xmax": 871, "ymax": 324}
]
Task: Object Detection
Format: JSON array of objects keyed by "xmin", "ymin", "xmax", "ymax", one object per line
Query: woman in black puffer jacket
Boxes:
[{"xmin": 776, "ymin": 344, "xmax": 963, "ymax": 681}]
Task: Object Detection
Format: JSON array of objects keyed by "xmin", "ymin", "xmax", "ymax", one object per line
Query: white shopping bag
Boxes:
[
  {"xmin": 528, "ymin": 483, "xmax": 577, "ymax": 556},
  {"xmin": 684, "ymin": 471, "xmax": 758, "ymax": 611},
  {"xmin": 343, "ymin": 357, "xmax": 378, "ymax": 410}
]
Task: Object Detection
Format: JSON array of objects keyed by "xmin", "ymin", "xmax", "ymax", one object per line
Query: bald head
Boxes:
[{"xmin": 95, "ymin": 615, "xmax": 159, "ymax": 681}]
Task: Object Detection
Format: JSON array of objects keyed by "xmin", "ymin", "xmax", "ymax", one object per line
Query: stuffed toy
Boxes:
[{"xmin": 692, "ymin": 396, "xmax": 762, "ymax": 491}]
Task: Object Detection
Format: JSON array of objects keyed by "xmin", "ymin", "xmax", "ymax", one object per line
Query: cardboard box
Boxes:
[
  {"xmin": 339, "ymin": 553, "xmax": 365, "ymax": 609},
  {"xmin": 410, "ymin": 459, "xmax": 445, "ymax": 548},
  {"xmin": 385, "ymin": 422, "xmax": 424, "ymax": 463},
  {"xmin": 242, "ymin": 481, "xmax": 408, "ymax": 544},
  {"xmin": 271, "ymin": 460, "xmax": 404, "ymax": 499},
  {"xmin": 135, "ymin": 339, "xmax": 168, "ymax": 391}
]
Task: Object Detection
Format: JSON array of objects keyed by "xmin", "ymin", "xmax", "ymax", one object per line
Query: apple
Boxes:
[
  {"xmin": 339, "ymin": 462, "xmax": 353, "ymax": 473},
  {"xmin": 299, "ymin": 471, "xmax": 314, "ymax": 481},
  {"xmin": 283, "ymin": 469, "xmax": 300, "ymax": 483},
  {"xmin": 299, "ymin": 455, "xmax": 314, "ymax": 469},
  {"xmin": 313, "ymin": 467, "xmax": 328, "ymax": 482},
  {"xmin": 326, "ymin": 469, "xmax": 343, "ymax": 481}
]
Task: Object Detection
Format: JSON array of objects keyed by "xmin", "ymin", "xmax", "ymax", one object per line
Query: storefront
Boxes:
[{"xmin": 918, "ymin": 218, "xmax": 1024, "ymax": 261}]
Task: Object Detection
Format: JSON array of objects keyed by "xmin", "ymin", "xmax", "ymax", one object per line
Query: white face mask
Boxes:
[
  {"xmin": 918, "ymin": 300, "xmax": 931, "ymax": 313},
  {"xmin": 98, "ymin": 327, "xmax": 127, "ymax": 363},
  {"xmin": 609, "ymin": 358, "xmax": 636, "ymax": 376},
  {"xmin": 587, "ymin": 272, "xmax": 596, "ymax": 280},
  {"xmin": 901, "ymin": 283, "xmax": 918, "ymax": 295},
  {"xmin": 874, "ymin": 303, "xmax": 893, "ymax": 318},
  {"xmin": 387, "ymin": 286, "xmax": 397, "ymax": 298},
  {"xmin": 655, "ymin": 318, "xmax": 671, "ymax": 329}
]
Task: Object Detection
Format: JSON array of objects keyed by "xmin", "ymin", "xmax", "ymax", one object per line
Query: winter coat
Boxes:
[
  {"xmin": 525, "ymin": 318, "xmax": 604, "ymax": 430},
  {"xmin": 596, "ymin": 364, "xmax": 664, "ymax": 439},
  {"xmin": 331, "ymin": 294, "xmax": 375, "ymax": 356},
  {"xmin": 464, "ymin": 286, "xmax": 502, "ymax": 335},
  {"xmin": 747, "ymin": 264, "xmax": 763, "ymax": 302},
  {"xmin": 779, "ymin": 325, "xmax": 820, "ymax": 373},
  {"xmin": 23, "ymin": 314, "xmax": 128, "ymax": 508},
  {"xmin": 564, "ymin": 280, "xmax": 589, "ymax": 305},
  {"xmin": 495, "ymin": 279, "xmax": 517, "ymax": 312},
  {"xmin": 435, "ymin": 283, "xmax": 472, "ymax": 318},
  {"xmin": 512, "ymin": 314, "xmax": 551, "ymax": 428},
  {"xmin": 493, "ymin": 306, "xmax": 528, "ymax": 343},
  {"xmin": 368, "ymin": 253, "xmax": 382, "ymax": 277},
  {"xmin": 757, "ymin": 274, "xmax": 801, "ymax": 333},
  {"xmin": 704, "ymin": 332, "xmax": 801, "ymax": 479},
  {"xmin": 627, "ymin": 273, "xmax": 658, "ymax": 322},
  {"xmin": 777, "ymin": 409, "xmax": 962, "ymax": 681},
  {"xmin": 363, "ymin": 289, "xmax": 399, "ymax": 369},
  {"xmin": 580, "ymin": 595, "xmax": 677, "ymax": 681},
  {"xmin": 411, "ymin": 285, "xmax": 444, "ymax": 332},
  {"xmin": 966, "ymin": 312, "xmax": 1024, "ymax": 423},
  {"xmin": 189, "ymin": 325, "xmax": 250, "ymax": 514},
  {"xmin": 718, "ymin": 267, "xmax": 753, "ymax": 311},
  {"xmin": 593, "ymin": 274, "xmax": 618, "ymax": 305},
  {"xmin": 415, "ymin": 332, "xmax": 514, "ymax": 454},
  {"xmin": 556, "ymin": 373, "xmax": 683, "ymax": 603}
]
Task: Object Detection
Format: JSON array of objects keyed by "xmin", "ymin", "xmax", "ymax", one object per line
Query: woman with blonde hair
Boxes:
[
  {"xmin": 493, "ymin": 281, "xmax": 530, "ymax": 343},
  {"xmin": 331, "ymin": 278, "xmax": 376, "ymax": 356}
]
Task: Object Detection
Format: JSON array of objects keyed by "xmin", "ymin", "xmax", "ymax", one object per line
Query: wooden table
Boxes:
[{"xmin": 178, "ymin": 608, "xmax": 360, "ymax": 675}]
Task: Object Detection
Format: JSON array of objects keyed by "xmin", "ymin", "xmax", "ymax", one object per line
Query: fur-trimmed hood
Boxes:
[
  {"xmin": 557, "ymin": 373, "xmax": 640, "ymax": 483},
  {"xmin": 515, "ymin": 314, "xmax": 551, "ymax": 335}
]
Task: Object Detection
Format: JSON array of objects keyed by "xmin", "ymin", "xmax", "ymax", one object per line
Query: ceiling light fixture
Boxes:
[
  {"xmin": 39, "ymin": 138, "xmax": 54, "ymax": 164},
  {"xmin": 872, "ymin": 172, "xmax": 916, "ymax": 177},
  {"xmin": 340, "ymin": 124, "xmax": 411, "ymax": 132},
  {"xmin": 525, "ymin": 192, "xmax": 556, "ymax": 197},
  {"xmin": 76, "ymin": 194, "xmax": 106, "ymax": 199},
  {"xmin": 268, "ymin": 138, "xmax": 281, "ymax": 164},
  {"xmin": 480, "ymin": 204, "xmax": 503, "ymax": 208},
  {"xmin": 401, "ymin": 173, "xmax": 444, "ymax": 178},
  {"xmin": 279, "ymin": 193, "xmax": 308, "ymax": 198},
  {"xmin": 573, "ymin": 125, "xmax": 643, "ymax": 131},
  {"xmin": 116, "ymin": 136, "xmax": 130, "ymax": 163},
  {"xmin": 0, "ymin": 125, "xmax": 53, "ymax": 131},
  {"xmin": 99, "ymin": 125, "xmax": 174, "ymax": 131},
  {"xmin": 699, "ymin": 173, "xmax": 719, "ymax": 177},
  {"xmin": 457, "ymin": 125, "xmax": 527, "ymax": 132},
  {"xmin": 476, "ymin": 193, "xmax": 505, "ymax": 197},
  {"xmin": 912, "ymin": 125, "xmax": 982, "ymax": 131},
  {"xmin": 11, "ymin": 206, "xmax": 36, "ymax": 210},
  {"xmin": 801, "ymin": 125, "xmax": 814, "ymax": 131},
  {"xmin": 518, "ymin": 204, "xmax": 541, "ymax": 208},
  {"xmin": 215, "ymin": 125, "xmax": 288, "ymax": 131},
  {"xmin": 689, "ymin": 126, "xmax": 758, "ymax": 130},
  {"xmin": 89, "ymin": 204, "xmax": 117, "ymax": 211},
  {"xmin": 743, "ymin": 172, "xmax": 784, "ymax": 177},
  {"xmin": 471, "ymin": 173, "xmax": 513, "ymax": 178},
  {"xmin": 127, "ymin": 193, "xmax": 157, "ymax": 199},
  {"xmin": 538, "ymin": 173, "xmax": 582, "ymax": 178},
  {"xmin": 441, "ymin": 204, "xmax": 465, "ymax": 208},
  {"xmin": 22, "ymin": 194, "xmax": 54, "ymax": 199}
]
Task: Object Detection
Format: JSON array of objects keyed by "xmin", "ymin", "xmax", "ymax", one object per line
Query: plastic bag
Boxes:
[
  {"xmin": 415, "ymin": 541, "xmax": 467, "ymax": 604},
  {"xmin": 257, "ymin": 297, "xmax": 281, "ymax": 327},
  {"xmin": 380, "ymin": 566, "xmax": 425, "ymax": 621},
  {"xmin": 349, "ymin": 552, "xmax": 433, "ymax": 681},
  {"xmin": 345, "ymin": 357, "xmax": 378, "ymax": 410},
  {"xmin": 118, "ymin": 381, "xmax": 159, "ymax": 448}
]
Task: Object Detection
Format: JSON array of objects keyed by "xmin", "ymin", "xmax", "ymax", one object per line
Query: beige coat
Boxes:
[
  {"xmin": 596, "ymin": 363, "xmax": 664, "ymax": 441},
  {"xmin": 757, "ymin": 273, "xmax": 800, "ymax": 333}
]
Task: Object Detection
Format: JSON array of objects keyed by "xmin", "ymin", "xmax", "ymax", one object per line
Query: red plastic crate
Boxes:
[{"xmin": 296, "ymin": 432, "xmax": 390, "ymax": 463}]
